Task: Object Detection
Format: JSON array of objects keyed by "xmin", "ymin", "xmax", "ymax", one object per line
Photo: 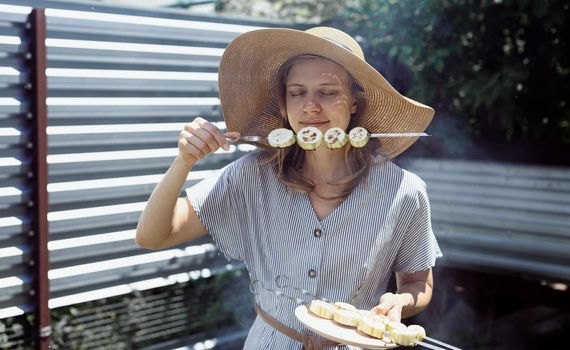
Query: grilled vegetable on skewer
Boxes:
[
  {"xmin": 297, "ymin": 126, "xmax": 323, "ymax": 150},
  {"xmin": 268, "ymin": 128, "xmax": 296, "ymax": 148},
  {"xmin": 348, "ymin": 127, "xmax": 370, "ymax": 148},
  {"xmin": 324, "ymin": 127, "xmax": 349, "ymax": 149},
  {"xmin": 357, "ymin": 316, "xmax": 386, "ymax": 338}
]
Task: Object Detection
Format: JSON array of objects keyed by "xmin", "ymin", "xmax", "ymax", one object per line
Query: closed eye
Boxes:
[{"xmin": 288, "ymin": 90, "xmax": 306, "ymax": 97}]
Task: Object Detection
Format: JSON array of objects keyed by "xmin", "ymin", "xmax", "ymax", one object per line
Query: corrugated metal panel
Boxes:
[
  {"xmin": 40, "ymin": 6, "xmax": 265, "ymax": 317},
  {"xmin": 404, "ymin": 158, "xmax": 570, "ymax": 282},
  {"xmin": 0, "ymin": 3, "xmax": 34, "ymax": 324},
  {"xmin": 0, "ymin": 1, "xmax": 288, "ymax": 348}
]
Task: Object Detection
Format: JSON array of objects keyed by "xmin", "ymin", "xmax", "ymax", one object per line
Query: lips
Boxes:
[{"xmin": 300, "ymin": 120, "xmax": 329, "ymax": 127}]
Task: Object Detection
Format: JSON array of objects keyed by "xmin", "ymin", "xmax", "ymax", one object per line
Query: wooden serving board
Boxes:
[{"xmin": 295, "ymin": 305, "xmax": 398, "ymax": 349}]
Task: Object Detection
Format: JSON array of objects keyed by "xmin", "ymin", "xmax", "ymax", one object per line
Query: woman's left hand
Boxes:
[{"xmin": 371, "ymin": 292, "xmax": 409, "ymax": 323}]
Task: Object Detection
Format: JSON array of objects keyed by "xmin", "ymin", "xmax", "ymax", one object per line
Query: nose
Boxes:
[{"xmin": 302, "ymin": 97, "xmax": 321, "ymax": 114}]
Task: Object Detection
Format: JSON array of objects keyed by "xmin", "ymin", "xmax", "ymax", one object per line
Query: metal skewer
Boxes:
[
  {"xmin": 416, "ymin": 340, "xmax": 449, "ymax": 350},
  {"xmin": 382, "ymin": 329, "xmax": 461, "ymax": 350},
  {"xmin": 225, "ymin": 135, "xmax": 264, "ymax": 143},
  {"xmin": 423, "ymin": 336, "xmax": 463, "ymax": 350},
  {"xmin": 369, "ymin": 132, "xmax": 430, "ymax": 138},
  {"xmin": 225, "ymin": 132, "xmax": 429, "ymax": 144}
]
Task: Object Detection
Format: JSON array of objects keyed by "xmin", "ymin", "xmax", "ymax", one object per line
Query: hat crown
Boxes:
[{"xmin": 305, "ymin": 27, "xmax": 365, "ymax": 61}]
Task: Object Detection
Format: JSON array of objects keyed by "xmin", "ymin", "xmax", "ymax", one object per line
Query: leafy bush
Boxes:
[
  {"xmin": 332, "ymin": 0, "xmax": 569, "ymax": 158},
  {"xmin": 0, "ymin": 314, "xmax": 33, "ymax": 349}
]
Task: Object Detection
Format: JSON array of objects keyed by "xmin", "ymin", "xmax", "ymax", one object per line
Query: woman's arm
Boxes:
[
  {"xmin": 135, "ymin": 117, "xmax": 239, "ymax": 249},
  {"xmin": 135, "ymin": 156, "xmax": 205, "ymax": 249},
  {"xmin": 372, "ymin": 268, "xmax": 433, "ymax": 322}
]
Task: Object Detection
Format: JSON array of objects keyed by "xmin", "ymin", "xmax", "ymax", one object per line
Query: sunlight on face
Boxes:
[{"xmin": 285, "ymin": 58, "xmax": 356, "ymax": 133}]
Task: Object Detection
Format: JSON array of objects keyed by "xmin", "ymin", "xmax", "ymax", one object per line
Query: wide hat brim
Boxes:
[{"xmin": 219, "ymin": 28, "xmax": 435, "ymax": 159}]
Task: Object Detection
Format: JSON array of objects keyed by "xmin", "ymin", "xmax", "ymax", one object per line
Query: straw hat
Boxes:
[{"xmin": 218, "ymin": 26, "xmax": 435, "ymax": 158}]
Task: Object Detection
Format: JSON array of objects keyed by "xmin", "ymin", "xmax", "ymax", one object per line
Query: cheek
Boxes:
[
  {"xmin": 333, "ymin": 96, "xmax": 351, "ymax": 112},
  {"xmin": 287, "ymin": 116, "xmax": 302, "ymax": 133},
  {"xmin": 285, "ymin": 97, "xmax": 294, "ymax": 113},
  {"xmin": 284, "ymin": 104, "xmax": 298, "ymax": 128},
  {"xmin": 331, "ymin": 97, "xmax": 352, "ymax": 129}
]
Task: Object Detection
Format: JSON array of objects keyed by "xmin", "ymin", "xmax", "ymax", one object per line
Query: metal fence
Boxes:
[
  {"xmin": 0, "ymin": 1, "xmax": 289, "ymax": 348},
  {"xmin": 403, "ymin": 158, "xmax": 570, "ymax": 282},
  {"xmin": 1, "ymin": 0, "xmax": 569, "ymax": 349}
]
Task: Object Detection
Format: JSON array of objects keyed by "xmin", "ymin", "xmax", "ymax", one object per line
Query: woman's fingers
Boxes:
[
  {"xmin": 192, "ymin": 127, "xmax": 223, "ymax": 153},
  {"xmin": 179, "ymin": 118, "xmax": 233, "ymax": 164},
  {"xmin": 385, "ymin": 306, "xmax": 402, "ymax": 323},
  {"xmin": 372, "ymin": 292, "xmax": 403, "ymax": 323},
  {"xmin": 187, "ymin": 118, "xmax": 229, "ymax": 150},
  {"xmin": 372, "ymin": 304, "xmax": 402, "ymax": 323},
  {"xmin": 197, "ymin": 119, "xmax": 231, "ymax": 151},
  {"xmin": 223, "ymin": 131, "xmax": 241, "ymax": 143},
  {"xmin": 179, "ymin": 130, "xmax": 207, "ymax": 160}
]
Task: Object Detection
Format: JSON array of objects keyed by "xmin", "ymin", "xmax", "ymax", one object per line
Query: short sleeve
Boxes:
[
  {"xmin": 186, "ymin": 156, "xmax": 256, "ymax": 261},
  {"xmin": 392, "ymin": 181, "xmax": 442, "ymax": 273}
]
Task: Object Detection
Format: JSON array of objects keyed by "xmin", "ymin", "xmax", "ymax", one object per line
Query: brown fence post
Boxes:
[{"xmin": 28, "ymin": 8, "xmax": 51, "ymax": 350}]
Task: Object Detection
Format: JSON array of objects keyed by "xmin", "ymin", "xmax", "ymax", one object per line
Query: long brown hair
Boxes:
[{"xmin": 262, "ymin": 54, "xmax": 379, "ymax": 199}]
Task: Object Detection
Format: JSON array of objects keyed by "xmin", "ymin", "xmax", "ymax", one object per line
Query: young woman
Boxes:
[{"xmin": 136, "ymin": 27, "xmax": 442, "ymax": 350}]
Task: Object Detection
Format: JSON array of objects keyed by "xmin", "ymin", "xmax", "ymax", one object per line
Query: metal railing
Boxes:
[{"xmin": 403, "ymin": 158, "xmax": 570, "ymax": 282}]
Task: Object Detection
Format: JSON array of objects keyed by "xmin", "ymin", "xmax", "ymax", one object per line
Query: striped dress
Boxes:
[{"xmin": 187, "ymin": 152, "xmax": 442, "ymax": 350}]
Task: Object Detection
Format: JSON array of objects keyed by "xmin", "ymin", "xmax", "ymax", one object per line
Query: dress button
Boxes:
[
  {"xmin": 313, "ymin": 228, "xmax": 322, "ymax": 238},
  {"xmin": 308, "ymin": 269, "xmax": 317, "ymax": 278}
]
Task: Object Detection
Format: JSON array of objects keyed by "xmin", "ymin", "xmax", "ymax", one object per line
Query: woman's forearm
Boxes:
[
  {"xmin": 136, "ymin": 117, "xmax": 236, "ymax": 249},
  {"xmin": 135, "ymin": 155, "xmax": 195, "ymax": 249},
  {"xmin": 374, "ymin": 269, "xmax": 434, "ymax": 321},
  {"xmin": 396, "ymin": 280, "xmax": 433, "ymax": 319}
]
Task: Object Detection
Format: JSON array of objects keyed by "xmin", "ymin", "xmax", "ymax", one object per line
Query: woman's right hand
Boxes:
[{"xmin": 178, "ymin": 117, "xmax": 240, "ymax": 166}]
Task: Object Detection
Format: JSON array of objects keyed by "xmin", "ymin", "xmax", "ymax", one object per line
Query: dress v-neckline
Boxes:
[{"xmin": 304, "ymin": 180, "xmax": 363, "ymax": 224}]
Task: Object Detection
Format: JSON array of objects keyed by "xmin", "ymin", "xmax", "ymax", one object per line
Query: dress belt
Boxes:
[{"xmin": 255, "ymin": 304, "xmax": 341, "ymax": 350}]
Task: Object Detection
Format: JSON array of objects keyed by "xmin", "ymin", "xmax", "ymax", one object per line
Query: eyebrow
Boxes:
[{"xmin": 286, "ymin": 82, "xmax": 341, "ymax": 88}]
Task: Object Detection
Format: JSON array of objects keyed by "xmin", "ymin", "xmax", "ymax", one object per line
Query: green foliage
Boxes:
[
  {"xmin": 0, "ymin": 314, "xmax": 34, "ymax": 349},
  {"xmin": 331, "ymin": 0, "xmax": 569, "ymax": 146},
  {"xmin": 215, "ymin": 0, "xmax": 342, "ymax": 22}
]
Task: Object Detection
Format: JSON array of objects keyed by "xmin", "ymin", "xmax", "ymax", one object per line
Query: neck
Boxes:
[{"xmin": 302, "ymin": 146, "xmax": 349, "ymax": 184}]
